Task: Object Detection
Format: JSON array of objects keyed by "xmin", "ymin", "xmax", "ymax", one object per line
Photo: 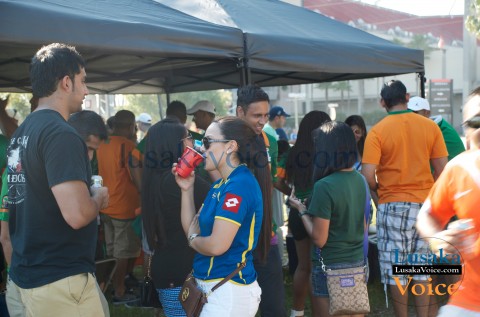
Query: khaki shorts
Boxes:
[
  {"xmin": 6, "ymin": 273, "xmax": 109, "ymax": 317},
  {"xmin": 102, "ymin": 214, "xmax": 141, "ymax": 259}
]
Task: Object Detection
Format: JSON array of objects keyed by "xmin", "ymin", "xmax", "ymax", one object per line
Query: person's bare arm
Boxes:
[
  {"xmin": 416, "ymin": 202, "xmax": 443, "ymax": 239},
  {"xmin": 431, "ymin": 157, "xmax": 448, "ymax": 181},
  {"xmin": 416, "ymin": 201, "xmax": 460, "ymax": 255},
  {"xmin": 129, "ymin": 155, "xmax": 142, "ymax": 192},
  {"xmin": 274, "ymin": 178, "xmax": 291, "ymax": 196},
  {"xmin": 288, "ymin": 191, "xmax": 329, "ymax": 248},
  {"xmin": 361, "ymin": 163, "xmax": 378, "ymax": 191},
  {"xmin": 173, "ymin": 164, "xmax": 199, "ymax": 235},
  {"xmin": 0, "ymin": 221, "xmax": 12, "ymax": 265},
  {"xmin": 52, "ymin": 181, "xmax": 108, "ymax": 229},
  {"xmin": 189, "ymin": 218, "xmax": 239, "ymax": 256},
  {"xmin": 311, "ymin": 217, "xmax": 330, "ymax": 248}
]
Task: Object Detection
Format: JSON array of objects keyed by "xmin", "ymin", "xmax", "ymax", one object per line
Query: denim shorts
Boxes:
[{"xmin": 311, "ymin": 260, "xmax": 365, "ymax": 297}]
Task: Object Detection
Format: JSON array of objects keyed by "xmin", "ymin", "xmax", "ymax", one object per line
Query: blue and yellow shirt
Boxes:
[{"xmin": 193, "ymin": 165, "xmax": 263, "ymax": 285}]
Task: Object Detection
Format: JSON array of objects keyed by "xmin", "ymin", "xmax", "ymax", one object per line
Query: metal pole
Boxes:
[
  {"xmin": 419, "ymin": 73, "xmax": 426, "ymax": 98},
  {"xmin": 294, "ymin": 98, "xmax": 299, "ymax": 130},
  {"xmin": 463, "ymin": 0, "xmax": 476, "ymax": 105},
  {"xmin": 157, "ymin": 94, "xmax": 163, "ymax": 120},
  {"xmin": 442, "ymin": 49, "xmax": 447, "ymax": 79}
]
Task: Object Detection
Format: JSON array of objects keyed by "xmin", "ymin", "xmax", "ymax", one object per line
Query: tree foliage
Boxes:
[
  {"xmin": 0, "ymin": 93, "xmax": 32, "ymax": 124},
  {"xmin": 169, "ymin": 90, "xmax": 232, "ymax": 117},
  {"xmin": 118, "ymin": 94, "xmax": 162, "ymax": 122},
  {"xmin": 119, "ymin": 90, "xmax": 232, "ymax": 123},
  {"xmin": 466, "ymin": 0, "xmax": 480, "ymax": 38},
  {"xmin": 393, "ymin": 35, "xmax": 434, "ymax": 59}
]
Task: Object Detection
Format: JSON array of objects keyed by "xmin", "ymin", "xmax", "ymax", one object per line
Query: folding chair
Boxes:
[{"xmin": 95, "ymin": 258, "xmax": 117, "ymax": 293}]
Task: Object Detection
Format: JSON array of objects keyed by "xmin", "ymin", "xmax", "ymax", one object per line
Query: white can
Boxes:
[
  {"xmin": 91, "ymin": 175, "xmax": 103, "ymax": 226},
  {"xmin": 91, "ymin": 175, "xmax": 103, "ymax": 188},
  {"xmin": 447, "ymin": 218, "xmax": 478, "ymax": 259}
]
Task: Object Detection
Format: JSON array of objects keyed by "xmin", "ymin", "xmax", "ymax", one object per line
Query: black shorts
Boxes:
[{"xmin": 288, "ymin": 207, "xmax": 308, "ymax": 241}]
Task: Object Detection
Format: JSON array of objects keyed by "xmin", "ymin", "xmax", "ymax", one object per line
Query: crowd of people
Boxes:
[{"xmin": 0, "ymin": 42, "xmax": 478, "ymax": 317}]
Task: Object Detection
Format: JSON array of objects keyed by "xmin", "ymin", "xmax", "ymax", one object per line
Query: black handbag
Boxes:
[{"xmin": 140, "ymin": 254, "xmax": 162, "ymax": 308}]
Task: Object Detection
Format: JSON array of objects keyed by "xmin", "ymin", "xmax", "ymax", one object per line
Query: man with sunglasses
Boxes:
[
  {"xmin": 236, "ymin": 85, "xmax": 286, "ymax": 317},
  {"xmin": 417, "ymin": 87, "xmax": 480, "ymax": 317}
]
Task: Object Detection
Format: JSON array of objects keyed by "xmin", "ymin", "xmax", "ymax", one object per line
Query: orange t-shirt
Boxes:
[
  {"xmin": 426, "ymin": 150, "xmax": 480, "ymax": 312},
  {"xmin": 363, "ymin": 111, "xmax": 448, "ymax": 204},
  {"xmin": 97, "ymin": 136, "xmax": 140, "ymax": 220}
]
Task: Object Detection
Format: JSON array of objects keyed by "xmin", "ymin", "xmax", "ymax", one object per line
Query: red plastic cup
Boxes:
[{"xmin": 176, "ymin": 146, "xmax": 204, "ymax": 178}]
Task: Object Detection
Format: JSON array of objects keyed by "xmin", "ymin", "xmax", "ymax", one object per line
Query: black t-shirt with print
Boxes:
[{"xmin": 7, "ymin": 110, "xmax": 95, "ymax": 288}]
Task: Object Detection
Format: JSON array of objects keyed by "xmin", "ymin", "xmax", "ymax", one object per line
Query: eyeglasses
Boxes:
[
  {"xmin": 463, "ymin": 115, "xmax": 480, "ymax": 129},
  {"xmin": 202, "ymin": 137, "xmax": 231, "ymax": 149},
  {"xmin": 180, "ymin": 132, "xmax": 193, "ymax": 142}
]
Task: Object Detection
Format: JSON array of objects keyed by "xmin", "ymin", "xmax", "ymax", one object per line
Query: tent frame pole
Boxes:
[{"xmin": 418, "ymin": 72, "xmax": 426, "ymax": 98}]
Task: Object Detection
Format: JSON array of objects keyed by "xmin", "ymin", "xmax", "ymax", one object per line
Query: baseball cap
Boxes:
[
  {"xmin": 187, "ymin": 100, "xmax": 216, "ymax": 115},
  {"xmin": 407, "ymin": 96, "xmax": 430, "ymax": 111},
  {"xmin": 269, "ymin": 106, "xmax": 290, "ymax": 121},
  {"xmin": 136, "ymin": 113, "xmax": 152, "ymax": 124}
]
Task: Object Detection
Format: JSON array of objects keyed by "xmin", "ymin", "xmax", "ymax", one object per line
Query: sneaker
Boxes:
[{"xmin": 112, "ymin": 293, "xmax": 139, "ymax": 305}]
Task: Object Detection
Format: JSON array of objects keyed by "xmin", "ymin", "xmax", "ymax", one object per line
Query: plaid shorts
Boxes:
[{"xmin": 376, "ymin": 202, "xmax": 429, "ymax": 285}]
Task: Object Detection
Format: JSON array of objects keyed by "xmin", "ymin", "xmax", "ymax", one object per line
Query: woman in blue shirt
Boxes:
[{"xmin": 173, "ymin": 116, "xmax": 273, "ymax": 317}]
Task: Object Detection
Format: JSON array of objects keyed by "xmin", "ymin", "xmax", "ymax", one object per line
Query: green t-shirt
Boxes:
[
  {"xmin": 308, "ymin": 170, "xmax": 365, "ymax": 265},
  {"xmin": 136, "ymin": 136, "xmax": 146, "ymax": 154},
  {"xmin": 263, "ymin": 123, "xmax": 277, "ymax": 141},
  {"xmin": 264, "ymin": 131, "xmax": 278, "ymax": 183},
  {"xmin": 436, "ymin": 117, "xmax": 465, "ymax": 161},
  {"xmin": 0, "ymin": 169, "xmax": 8, "ymax": 221},
  {"xmin": 0, "ymin": 135, "xmax": 8, "ymax": 168},
  {"xmin": 188, "ymin": 129, "xmax": 204, "ymax": 142},
  {"xmin": 0, "ymin": 135, "xmax": 9, "ymax": 221}
]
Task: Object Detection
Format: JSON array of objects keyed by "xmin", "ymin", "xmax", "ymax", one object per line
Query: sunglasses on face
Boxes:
[
  {"xmin": 463, "ymin": 115, "xmax": 480, "ymax": 129},
  {"xmin": 202, "ymin": 137, "xmax": 231, "ymax": 149}
]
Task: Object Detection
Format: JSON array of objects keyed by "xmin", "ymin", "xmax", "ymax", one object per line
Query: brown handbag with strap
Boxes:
[{"xmin": 179, "ymin": 262, "xmax": 246, "ymax": 317}]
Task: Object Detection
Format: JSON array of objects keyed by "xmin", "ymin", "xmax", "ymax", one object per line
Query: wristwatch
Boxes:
[
  {"xmin": 188, "ymin": 233, "xmax": 199, "ymax": 247},
  {"xmin": 299, "ymin": 210, "xmax": 309, "ymax": 217}
]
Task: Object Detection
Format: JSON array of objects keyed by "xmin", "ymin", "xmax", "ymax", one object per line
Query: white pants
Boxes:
[{"xmin": 196, "ymin": 279, "xmax": 261, "ymax": 317}]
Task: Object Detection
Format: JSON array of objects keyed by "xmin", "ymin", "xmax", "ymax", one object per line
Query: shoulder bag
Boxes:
[
  {"xmin": 140, "ymin": 254, "xmax": 162, "ymax": 308},
  {"xmin": 319, "ymin": 175, "xmax": 371, "ymax": 316},
  {"xmin": 179, "ymin": 262, "xmax": 245, "ymax": 317}
]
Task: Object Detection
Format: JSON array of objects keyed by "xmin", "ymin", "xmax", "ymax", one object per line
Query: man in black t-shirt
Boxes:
[{"xmin": 5, "ymin": 43, "xmax": 110, "ymax": 316}]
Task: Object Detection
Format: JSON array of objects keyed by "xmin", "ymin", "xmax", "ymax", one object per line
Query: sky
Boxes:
[{"xmin": 358, "ymin": 0, "xmax": 465, "ymax": 16}]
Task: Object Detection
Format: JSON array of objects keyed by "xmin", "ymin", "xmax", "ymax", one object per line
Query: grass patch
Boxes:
[{"xmin": 108, "ymin": 266, "xmax": 447, "ymax": 316}]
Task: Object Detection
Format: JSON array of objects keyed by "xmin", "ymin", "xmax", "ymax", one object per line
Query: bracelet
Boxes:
[
  {"xmin": 299, "ymin": 210, "xmax": 308, "ymax": 217},
  {"xmin": 188, "ymin": 233, "xmax": 199, "ymax": 247}
]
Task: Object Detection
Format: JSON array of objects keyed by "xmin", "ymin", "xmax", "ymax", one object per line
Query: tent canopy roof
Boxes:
[
  {"xmin": 0, "ymin": 0, "xmax": 244, "ymax": 94},
  {"xmin": 0, "ymin": 0, "xmax": 424, "ymax": 94},
  {"xmin": 158, "ymin": 0, "xmax": 424, "ymax": 86}
]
